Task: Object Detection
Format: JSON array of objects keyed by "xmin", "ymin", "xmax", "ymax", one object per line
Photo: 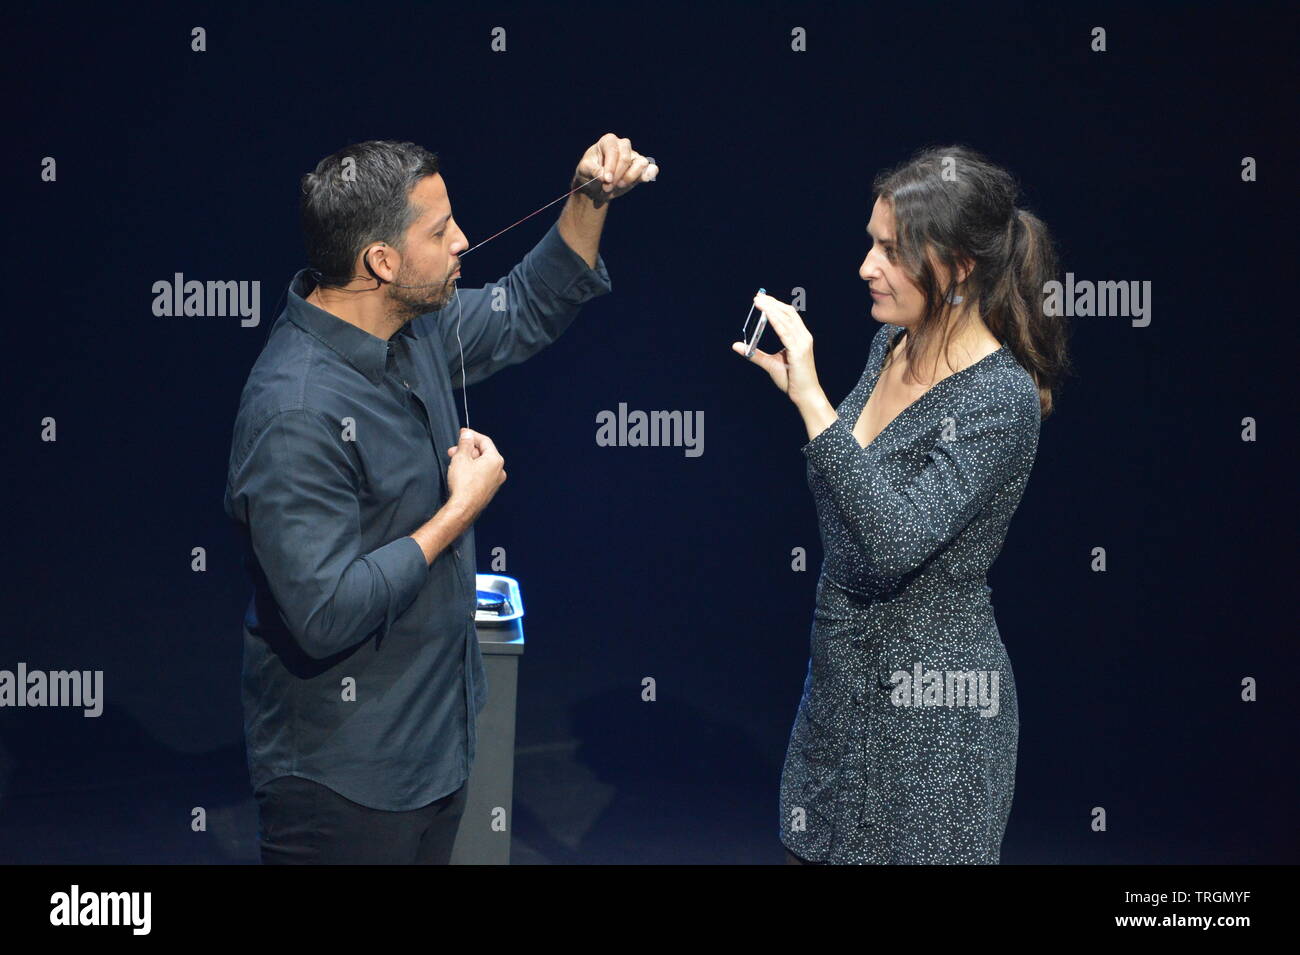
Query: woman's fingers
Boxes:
[
  {"xmin": 734, "ymin": 341, "xmax": 787, "ymax": 378},
  {"xmin": 755, "ymin": 293, "xmax": 808, "ymax": 347},
  {"xmin": 732, "ymin": 340, "xmax": 769, "ymax": 365}
]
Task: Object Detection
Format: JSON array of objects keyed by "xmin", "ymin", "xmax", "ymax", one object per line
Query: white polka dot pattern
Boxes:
[{"xmin": 780, "ymin": 321, "xmax": 1041, "ymax": 864}]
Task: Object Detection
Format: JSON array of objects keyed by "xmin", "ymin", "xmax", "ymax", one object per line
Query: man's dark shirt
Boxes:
[{"xmin": 224, "ymin": 221, "xmax": 611, "ymax": 810}]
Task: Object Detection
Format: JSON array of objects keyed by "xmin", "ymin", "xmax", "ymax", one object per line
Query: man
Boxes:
[{"xmin": 224, "ymin": 135, "xmax": 656, "ymax": 864}]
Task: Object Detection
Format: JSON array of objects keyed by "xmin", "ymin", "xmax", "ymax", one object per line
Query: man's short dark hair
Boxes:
[{"xmin": 300, "ymin": 140, "xmax": 441, "ymax": 285}]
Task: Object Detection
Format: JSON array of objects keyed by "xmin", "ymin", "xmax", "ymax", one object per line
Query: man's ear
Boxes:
[{"xmin": 361, "ymin": 243, "xmax": 395, "ymax": 282}]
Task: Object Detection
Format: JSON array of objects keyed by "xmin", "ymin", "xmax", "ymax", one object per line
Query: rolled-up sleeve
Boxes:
[
  {"xmin": 226, "ymin": 409, "xmax": 428, "ymax": 658},
  {"xmin": 801, "ymin": 390, "xmax": 1037, "ymax": 579},
  {"xmin": 421, "ymin": 220, "xmax": 612, "ymax": 387}
]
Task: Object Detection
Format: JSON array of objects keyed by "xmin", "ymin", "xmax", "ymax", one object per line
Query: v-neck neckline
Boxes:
[{"xmin": 849, "ymin": 326, "xmax": 1006, "ymax": 452}]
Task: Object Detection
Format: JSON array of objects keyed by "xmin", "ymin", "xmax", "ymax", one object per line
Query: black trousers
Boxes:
[{"xmin": 255, "ymin": 774, "xmax": 468, "ymax": 865}]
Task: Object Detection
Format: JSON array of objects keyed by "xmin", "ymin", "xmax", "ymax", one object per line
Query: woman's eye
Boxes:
[{"xmin": 434, "ymin": 231, "xmax": 445, "ymax": 238}]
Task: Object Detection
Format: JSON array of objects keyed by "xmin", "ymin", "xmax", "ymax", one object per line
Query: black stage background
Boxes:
[{"xmin": 4, "ymin": 0, "xmax": 1295, "ymax": 866}]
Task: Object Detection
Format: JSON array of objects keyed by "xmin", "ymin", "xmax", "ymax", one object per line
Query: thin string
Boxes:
[
  {"xmin": 459, "ymin": 174, "xmax": 603, "ymax": 258},
  {"xmin": 291, "ymin": 176, "xmax": 613, "ymax": 442},
  {"xmin": 453, "ymin": 284, "xmax": 468, "ymax": 431},
  {"xmin": 451, "ymin": 171, "xmax": 604, "ymax": 433}
]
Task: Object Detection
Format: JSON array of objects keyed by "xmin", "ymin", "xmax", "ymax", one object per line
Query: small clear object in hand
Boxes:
[{"xmin": 742, "ymin": 287, "xmax": 768, "ymax": 358}]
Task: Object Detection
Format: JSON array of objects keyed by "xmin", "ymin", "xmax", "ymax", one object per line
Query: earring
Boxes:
[{"xmin": 946, "ymin": 288, "xmax": 963, "ymax": 305}]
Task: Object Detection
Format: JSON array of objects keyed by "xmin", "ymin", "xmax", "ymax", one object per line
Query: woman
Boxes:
[{"xmin": 734, "ymin": 145, "xmax": 1070, "ymax": 864}]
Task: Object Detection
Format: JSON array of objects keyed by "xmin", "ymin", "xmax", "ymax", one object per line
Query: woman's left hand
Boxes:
[{"xmin": 732, "ymin": 292, "xmax": 825, "ymax": 407}]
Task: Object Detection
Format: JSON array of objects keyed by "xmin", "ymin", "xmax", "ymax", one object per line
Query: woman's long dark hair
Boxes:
[{"xmin": 871, "ymin": 144, "xmax": 1071, "ymax": 418}]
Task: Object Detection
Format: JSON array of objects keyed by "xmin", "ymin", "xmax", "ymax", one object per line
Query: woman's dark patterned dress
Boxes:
[{"xmin": 779, "ymin": 321, "xmax": 1041, "ymax": 864}]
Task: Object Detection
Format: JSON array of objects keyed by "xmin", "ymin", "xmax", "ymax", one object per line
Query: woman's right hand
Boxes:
[{"xmin": 732, "ymin": 293, "xmax": 824, "ymax": 407}]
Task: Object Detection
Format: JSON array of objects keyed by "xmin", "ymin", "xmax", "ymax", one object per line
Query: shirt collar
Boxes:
[{"xmin": 281, "ymin": 268, "xmax": 418, "ymax": 385}]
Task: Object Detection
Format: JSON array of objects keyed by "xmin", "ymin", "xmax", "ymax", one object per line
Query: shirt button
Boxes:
[{"xmin": 454, "ymin": 547, "xmax": 461, "ymax": 559}]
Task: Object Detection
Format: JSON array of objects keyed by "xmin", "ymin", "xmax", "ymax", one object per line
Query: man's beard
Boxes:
[{"xmin": 387, "ymin": 262, "xmax": 455, "ymax": 322}]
